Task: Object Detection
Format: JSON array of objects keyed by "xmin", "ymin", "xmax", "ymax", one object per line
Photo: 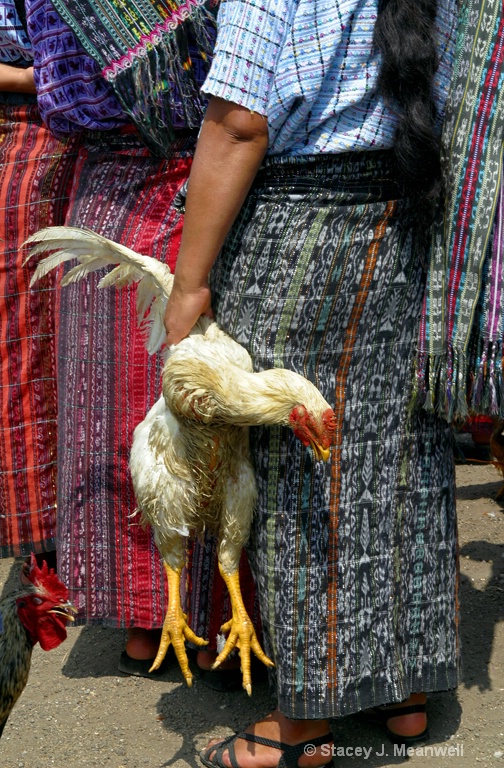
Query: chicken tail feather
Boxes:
[{"xmin": 24, "ymin": 226, "xmax": 174, "ymax": 354}]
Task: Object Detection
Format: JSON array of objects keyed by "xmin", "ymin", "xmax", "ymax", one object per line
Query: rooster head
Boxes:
[
  {"xmin": 249, "ymin": 367, "xmax": 336, "ymax": 459},
  {"xmin": 16, "ymin": 554, "xmax": 76, "ymax": 651},
  {"xmin": 289, "ymin": 404, "xmax": 336, "ymax": 461}
]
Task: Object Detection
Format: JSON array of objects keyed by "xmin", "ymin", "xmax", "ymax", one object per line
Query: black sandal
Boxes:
[
  {"xmin": 361, "ymin": 702, "xmax": 429, "ymax": 747},
  {"xmin": 199, "ymin": 731, "xmax": 334, "ymax": 768},
  {"xmin": 197, "ymin": 654, "xmax": 269, "ymax": 692},
  {"xmin": 117, "ymin": 649, "xmax": 173, "ymax": 679},
  {"xmin": 197, "ymin": 666, "xmax": 243, "ymax": 692}
]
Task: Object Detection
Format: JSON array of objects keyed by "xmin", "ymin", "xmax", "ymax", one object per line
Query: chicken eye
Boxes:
[{"xmin": 32, "ymin": 596, "xmax": 43, "ymax": 605}]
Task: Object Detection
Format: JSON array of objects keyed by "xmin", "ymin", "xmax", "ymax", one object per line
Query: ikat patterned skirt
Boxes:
[{"xmin": 210, "ymin": 151, "xmax": 461, "ymax": 719}]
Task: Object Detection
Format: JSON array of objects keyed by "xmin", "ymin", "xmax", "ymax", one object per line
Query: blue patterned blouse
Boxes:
[
  {"xmin": 26, "ymin": 0, "xmax": 127, "ymax": 135},
  {"xmin": 202, "ymin": 0, "xmax": 457, "ymax": 157},
  {"xmin": 0, "ymin": 0, "xmax": 32, "ymax": 63}
]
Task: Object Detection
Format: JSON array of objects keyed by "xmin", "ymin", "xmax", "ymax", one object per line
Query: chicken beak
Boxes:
[
  {"xmin": 310, "ymin": 441, "xmax": 331, "ymax": 462},
  {"xmin": 48, "ymin": 601, "xmax": 78, "ymax": 622}
]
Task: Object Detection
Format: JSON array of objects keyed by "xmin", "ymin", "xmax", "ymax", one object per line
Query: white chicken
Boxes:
[{"xmin": 26, "ymin": 227, "xmax": 336, "ymax": 694}]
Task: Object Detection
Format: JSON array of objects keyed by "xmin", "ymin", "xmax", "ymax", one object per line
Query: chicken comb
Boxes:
[{"xmin": 25, "ymin": 553, "xmax": 70, "ymax": 600}]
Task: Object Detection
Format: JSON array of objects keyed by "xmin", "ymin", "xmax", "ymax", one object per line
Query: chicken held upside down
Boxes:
[{"xmin": 26, "ymin": 227, "xmax": 336, "ymax": 694}]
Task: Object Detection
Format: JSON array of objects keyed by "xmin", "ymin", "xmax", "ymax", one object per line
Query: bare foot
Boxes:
[
  {"xmin": 125, "ymin": 628, "xmax": 162, "ymax": 661},
  {"xmin": 202, "ymin": 710, "xmax": 333, "ymax": 768},
  {"xmin": 380, "ymin": 692, "xmax": 427, "ymax": 737}
]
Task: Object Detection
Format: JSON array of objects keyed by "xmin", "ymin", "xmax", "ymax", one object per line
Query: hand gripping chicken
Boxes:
[{"xmin": 26, "ymin": 227, "xmax": 336, "ymax": 694}]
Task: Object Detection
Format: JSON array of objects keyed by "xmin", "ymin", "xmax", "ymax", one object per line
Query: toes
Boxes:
[{"xmin": 201, "ymin": 738, "xmax": 231, "ymax": 768}]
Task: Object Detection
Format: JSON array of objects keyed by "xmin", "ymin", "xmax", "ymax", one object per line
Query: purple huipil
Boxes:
[{"xmin": 26, "ymin": 0, "xmax": 127, "ymax": 135}]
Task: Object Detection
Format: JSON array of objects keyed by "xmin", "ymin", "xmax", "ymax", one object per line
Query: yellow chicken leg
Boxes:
[
  {"xmin": 149, "ymin": 563, "xmax": 208, "ymax": 685},
  {"xmin": 212, "ymin": 563, "xmax": 274, "ymax": 695}
]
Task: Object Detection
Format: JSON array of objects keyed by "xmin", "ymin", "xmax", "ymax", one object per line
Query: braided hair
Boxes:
[{"xmin": 373, "ymin": 0, "xmax": 441, "ymax": 207}]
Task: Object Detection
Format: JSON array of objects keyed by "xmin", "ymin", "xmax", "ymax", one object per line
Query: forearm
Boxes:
[
  {"xmin": 176, "ymin": 97, "xmax": 268, "ymax": 287},
  {"xmin": 0, "ymin": 63, "xmax": 35, "ymax": 93},
  {"xmin": 165, "ymin": 96, "xmax": 269, "ymax": 344}
]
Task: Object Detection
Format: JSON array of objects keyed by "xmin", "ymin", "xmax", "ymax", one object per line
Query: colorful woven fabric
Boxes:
[
  {"xmin": 49, "ymin": 0, "xmax": 218, "ymax": 154},
  {"xmin": 26, "ymin": 0, "xmax": 128, "ymax": 137},
  {"xmin": 0, "ymin": 103, "xmax": 80, "ymax": 558},
  {"xmin": 211, "ymin": 152, "xmax": 460, "ymax": 718},
  {"xmin": 56, "ymin": 129, "xmax": 190, "ymax": 627},
  {"xmin": 415, "ymin": 0, "xmax": 504, "ymax": 420},
  {"xmin": 56, "ymin": 129, "xmax": 258, "ymax": 638},
  {"xmin": 0, "ymin": 0, "xmax": 32, "ymax": 62},
  {"xmin": 203, "ymin": 0, "xmax": 457, "ymax": 156}
]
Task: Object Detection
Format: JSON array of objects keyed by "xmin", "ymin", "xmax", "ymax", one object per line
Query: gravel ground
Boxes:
[{"xmin": 0, "ymin": 434, "xmax": 503, "ymax": 768}]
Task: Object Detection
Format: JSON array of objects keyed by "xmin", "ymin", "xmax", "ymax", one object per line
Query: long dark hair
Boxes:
[{"xmin": 374, "ymin": 0, "xmax": 441, "ymax": 207}]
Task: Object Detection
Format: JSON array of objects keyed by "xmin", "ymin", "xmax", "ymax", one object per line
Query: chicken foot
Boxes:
[
  {"xmin": 212, "ymin": 563, "xmax": 274, "ymax": 695},
  {"xmin": 149, "ymin": 562, "xmax": 208, "ymax": 685}
]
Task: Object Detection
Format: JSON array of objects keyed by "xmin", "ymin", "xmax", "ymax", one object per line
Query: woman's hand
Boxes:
[{"xmin": 164, "ymin": 280, "xmax": 214, "ymax": 347}]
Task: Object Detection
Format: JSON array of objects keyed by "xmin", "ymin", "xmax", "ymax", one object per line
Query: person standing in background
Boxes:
[
  {"xmin": 25, "ymin": 0, "xmax": 258, "ymax": 685},
  {"xmin": 0, "ymin": 0, "xmax": 79, "ymax": 566}
]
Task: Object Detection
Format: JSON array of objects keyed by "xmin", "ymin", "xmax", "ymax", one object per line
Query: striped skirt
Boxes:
[
  {"xmin": 0, "ymin": 103, "xmax": 79, "ymax": 558},
  {"xmin": 211, "ymin": 152, "xmax": 461, "ymax": 718},
  {"xmin": 57, "ymin": 129, "xmax": 258, "ymax": 640}
]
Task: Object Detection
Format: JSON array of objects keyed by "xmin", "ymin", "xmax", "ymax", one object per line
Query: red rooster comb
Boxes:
[
  {"xmin": 17, "ymin": 554, "xmax": 75, "ymax": 650},
  {"xmin": 25, "ymin": 553, "xmax": 69, "ymax": 601}
]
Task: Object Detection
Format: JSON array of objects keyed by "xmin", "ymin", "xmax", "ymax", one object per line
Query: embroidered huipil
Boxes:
[
  {"xmin": 0, "ymin": 0, "xmax": 32, "ymax": 63},
  {"xmin": 26, "ymin": 0, "xmax": 127, "ymax": 135},
  {"xmin": 46, "ymin": 0, "xmax": 217, "ymax": 153},
  {"xmin": 203, "ymin": 0, "xmax": 457, "ymax": 156}
]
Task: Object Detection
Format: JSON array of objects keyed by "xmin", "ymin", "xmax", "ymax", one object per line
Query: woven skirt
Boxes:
[
  {"xmin": 56, "ymin": 129, "xmax": 258, "ymax": 640},
  {"xmin": 211, "ymin": 151, "xmax": 461, "ymax": 719},
  {"xmin": 0, "ymin": 103, "xmax": 79, "ymax": 558}
]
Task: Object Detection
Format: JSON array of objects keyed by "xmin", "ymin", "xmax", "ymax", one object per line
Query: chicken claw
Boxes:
[
  {"xmin": 149, "ymin": 563, "xmax": 208, "ymax": 684},
  {"xmin": 212, "ymin": 564, "xmax": 274, "ymax": 695}
]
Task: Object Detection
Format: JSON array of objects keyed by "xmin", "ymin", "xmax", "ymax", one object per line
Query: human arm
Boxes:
[
  {"xmin": 164, "ymin": 96, "xmax": 269, "ymax": 346},
  {"xmin": 0, "ymin": 63, "xmax": 35, "ymax": 93}
]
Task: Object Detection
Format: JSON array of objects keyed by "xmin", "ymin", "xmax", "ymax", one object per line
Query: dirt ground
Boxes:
[{"xmin": 0, "ymin": 433, "xmax": 503, "ymax": 768}]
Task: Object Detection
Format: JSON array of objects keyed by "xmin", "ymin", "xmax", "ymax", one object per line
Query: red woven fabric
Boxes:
[
  {"xmin": 0, "ymin": 104, "xmax": 80, "ymax": 557},
  {"xmin": 56, "ymin": 129, "xmax": 258, "ymax": 643}
]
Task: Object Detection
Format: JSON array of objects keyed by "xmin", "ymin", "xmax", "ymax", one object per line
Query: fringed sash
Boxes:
[
  {"xmin": 415, "ymin": 0, "xmax": 504, "ymax": 421},
  {"xmin": 50, "ymin": 0, "xmax": 218, "ymax": 156}
]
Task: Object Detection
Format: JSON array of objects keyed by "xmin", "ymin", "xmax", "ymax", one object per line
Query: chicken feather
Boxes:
[{"xmin": 26, "ymin": 226, "xmax": 174, "ymax": 354}]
